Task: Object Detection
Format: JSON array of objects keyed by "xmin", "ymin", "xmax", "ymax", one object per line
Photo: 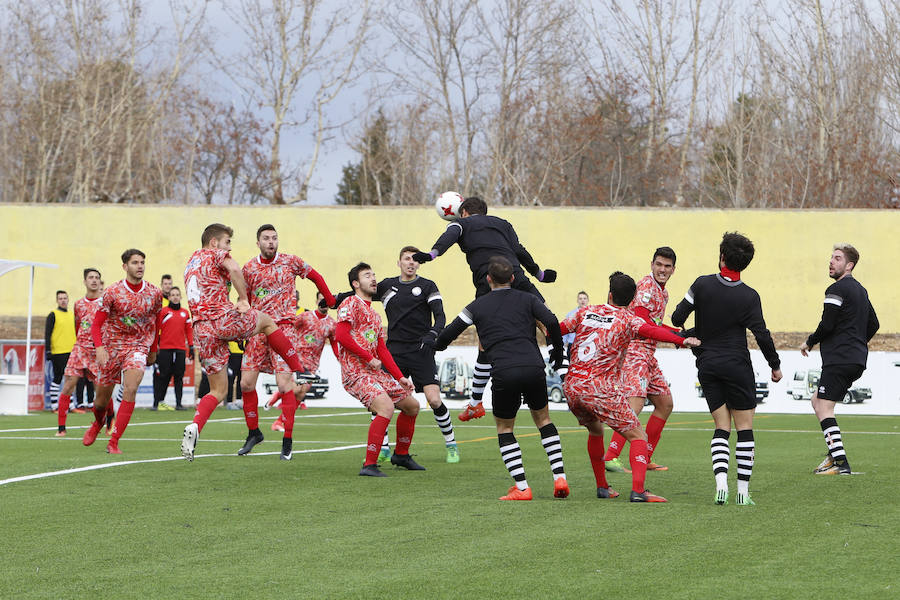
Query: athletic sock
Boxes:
[
  {"xmin": 92, "ymin": 404, "xmax": 106, "ymax": 426},
  {"xmin": 587, "ymin": 433, "xmax": 609, "ymax": 488},
  {"xmin": 395, "ymin": 412, "xmax": 416, "ymax": 455},
  {"xmin": 470, "ymin": 351, "xmax": 491, "ymax": 406},
  {"xmin": 106, "ymin": 400, "xmax": 115, "ymax": 428},
  {"xmin": 266, "ymin": 329, "xmax": 303, "ymax": 371},
  {"xmin": 49, "ymin": 381, "xmax": 60, "ymax": 409},
  {"xmin": 366, "ymin": 415, "xmax": 391, "ymax": 465},
  {"xmin": 629, "ymin": 438, "xmax": 649, "ymax": 493},
  {"xmin": 711, "ymin": 429, "xmax": 731, "ymax": 490},
  {"xmin": 111, "ymin": 400, "xmax": 135, "ymax": 442},
  {"xmin": 646, "ymin": 414, "xmax": 667, "ymax": 458},
  {"xmin": 432, "ymin": 402, "xmax": 456, "ymax": 444},
  {"xmin": 192, "ymin": 393, "xmax": 219, "ymax": 432},
  {"xmin": 280, "ymin": 390, "xmax": 298, "ymax": 438},
  {"xmin": 242, "ymin": 389, "xmax": 259, "ymax": 430},
  {"xmin": 820, "ymin": 417, "xmax": 848, "ymax": 464},
  {"xmin": 539, "ymin": 423, "xmax": 566, "ymax": 480},
  {"xmin": 604, "ymin": 431, "xmax": 627, "ymax": 461},
  {"xmin": 736, "ymin": 429, "xmax": 755, "ymax": 496},
  {"xmin": 58, "ymin": 393, "xmax": 71, "ymax": 427},
  {"xmin": 498, "ymin": 432, "xmax": 528, "ymax": 491}
]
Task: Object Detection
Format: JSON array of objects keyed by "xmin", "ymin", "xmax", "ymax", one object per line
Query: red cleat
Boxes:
[
  {"xmin": 299, "ymin": 401, "xmax": 307, "ymax": 410},
  {"xmin": 271, "ymin": 416, "xmax": 285, "ymax": 432},
  {"xmin": 629, "ymin": 490, "xmax": 668, "ymax": 503},
  {"xmin": 106, "ymin": 439, "xmax": 121, "ymax": 454},
  {"xmin": 647, "ymin": 462, "xmax": 668, "ymax": 471},
  {"xmin": 458, "ymin": 403, "xmax": 485, "ymax": 422},
  {"xmin": 553, "ymin": 477, "xmax": 570, "ymax": 498},
  {"xmin": 500, "ymin": 485, "xmax": 532, "ymax": 501},
  {"xmin": 54, "ymin": 429, "xmax": 67, "ymax": 437},
  {"xmin": 82, "ymin": 421, "xmax": 102, "ymax": 446}
]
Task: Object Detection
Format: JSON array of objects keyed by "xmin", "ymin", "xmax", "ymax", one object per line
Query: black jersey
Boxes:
[
  {"xmin": 434, "ymin": 287, "xmax": 563, "ymax": 372},
  {"xmin": 672, "ymin": 273, "xmax": 780, "ymax": 373},
  {"xmin": 430, "ymin": 214, "xmax": 541, "ymax": 289},
  {"xmin": 375, "ymin": 276, "xmax": 445, "ymax": 353},
  {"xmin": 805, "ymin": 275, "xmax": 879, "ymax": 368}
]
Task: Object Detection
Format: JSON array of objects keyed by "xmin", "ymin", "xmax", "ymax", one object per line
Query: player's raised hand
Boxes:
[
  {"xmin": 367, "ymin": 357, "xmax": 382, "ymax": 370},
  {"xmin": 235, "ymin": 299, "xmax": 251, "ymax": 314},
  {"xmin": 539, "ymin": 269, "xmax": 557, "ymax": 283},
  {"xmin": 411, "ymin": 251, "xmax": 433, "ymax": 264},
  {"xmin": 682, "ymin": 337, "xmax": 701, "ymax": 348},
  {"xmin": 96, "ymin": 346, "xmax": 109, "ymax": 367}
]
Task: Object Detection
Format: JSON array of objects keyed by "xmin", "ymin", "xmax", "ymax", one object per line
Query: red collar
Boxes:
[
  {"xmin": 125, "ymin": 280, "xmax": 143, "ymax": 292},
  {"xmin": 259, "ymin": 254, "xmax": 277, "ymax": 264},
  {"xmin": 720, "ymin": 266, "xmax": 741, "ymax": 281}
]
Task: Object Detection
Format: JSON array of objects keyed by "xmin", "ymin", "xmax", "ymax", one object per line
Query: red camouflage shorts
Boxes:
[
  {"xmin": 564, "ymin": 375, "xmax": 641, "ymax": 433},
  {"xmin": 98, "ymin": 344, "xmax": 149, "ymax": 386},
  {"xmin": 241, "ymin": 322, "xmax": 300, "ymax": 374},
  {"xmin": 620, "ymin": 351, "xmax": 670, "ymax": 399},
  {"xmin": 64, "ymin": 343, "xmax": 99, "ymax": 382},
  {"xmin": 193, "ymin": 309, "xmax": 260, "ymax": 375},
  {"xmin": 343, "ymin": 369, "xmax": 409, "ymax": 409}
]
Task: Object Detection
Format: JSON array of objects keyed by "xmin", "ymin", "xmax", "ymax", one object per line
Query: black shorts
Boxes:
[
  {"xmin": 491, "ymin": 365, "xmax": 548, "ymax": 419},
  {"xmin": 698, "ymin": 366, "xmax": 756, "ymax": 412},
  {"xmin": 817, "ymin": 364, "xmax": 865, "ymax": 402},
  {"xmin": 474, "ymin": 269, "xmax": 545, "ymax": 302},
  {"xmin": 390, "ymin": 348, "xmax": 438, "ymax": 393}
]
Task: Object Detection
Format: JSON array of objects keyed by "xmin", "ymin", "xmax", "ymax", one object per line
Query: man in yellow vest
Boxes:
[{"xmin": 44, "ymin": 290, "xmax": 76, "ymax": 411}]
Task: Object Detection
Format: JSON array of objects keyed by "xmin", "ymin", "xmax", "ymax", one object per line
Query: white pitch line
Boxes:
[
  {"xmin": 0, "ymin": 436, "xmax": 361, "ymax": 444},
  {"xmin": 0, "ymin": 443, "xmax": 365, "ymax": 487}
]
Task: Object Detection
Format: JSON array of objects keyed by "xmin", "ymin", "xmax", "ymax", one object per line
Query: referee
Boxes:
[{"xmin": 800, "ymin": 243, "xmax": 879, "ymax": 476}]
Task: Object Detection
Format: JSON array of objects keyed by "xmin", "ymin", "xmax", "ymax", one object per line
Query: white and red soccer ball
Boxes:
[{"xmin": 435, "ymin": 191, "xmax": 463, "ymax": 221}]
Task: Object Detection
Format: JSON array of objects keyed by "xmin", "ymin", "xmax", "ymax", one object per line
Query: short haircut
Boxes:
[
  {"xmin": 121, "ymin": 248, "xmax": 146, "ymax": 264},
  {"xmin": 161, "ymin": 274, "xmax": 173, "ymax": 282},
  {"xmin": 459, "ymin": 196, "xmax": 487, "ymax": 215},
  {"xmin": 653, "ymin": 246, "xmax": 677, "ymax": 266},
  {"xmin": 169, "ymin": 286, "xmax": 180, "ymax": 292},
  {"xmin": 719, "ymin": 232, "xmax": 755, "ymax": 272},
  {"xmin": 83, "ymin": 268, "xmax": 101, "ymax": 279},
  {"xmin": 348, "ymin": 262, "xmax": 372, "ymax": 287},
  {"xmin": 577, "ymin": 291, "xmax": 588, "ymax": 297},
  {"xmin": 56, "ymin": 290, "xmax": 67, "ymax": 297},
  {"xmin": 833, "ymin": 243, "xmax": 859, "ymax": 268},
  {"xmin": 257, "ymin": 224, "xmax": 276, "ymax": 240},
  {"xmin": 609, "ymin": 271, "xmax": 637, "ymax": 306},
  {"xmin": 201, "ymin": 223, "xmax": 233, "ymax": 246},
  {"xmin": 399, "ymin": 245, "xmax": 420, "ymax": 259},
  {"xmin": 488, "ymin": 256, "xmax": 513, "ymax": 284}
]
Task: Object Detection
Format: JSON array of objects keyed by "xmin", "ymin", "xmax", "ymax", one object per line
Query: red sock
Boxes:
[
  {"xmin": 646, "ymin": 415, "xmax": 667, "ymax": 459},
  {"xmin": 242, "ymin": 389, "xmax": 259, "ymax": 430},
  {"xmin": 58, "ymin": 394, "xmax": 71, "ymax": 427},
  {"xmin": 266, "ymin": 329, "xmax": 303, "ymax": 371},
  {"xmin": 629, "ymin": 439, "xmax": 650, "ymax": 493},
  {"xmin": 366, "ymin": 415, "xmax": 391, "ymax": 465},
  {"xmin": 394, "ymin": 412, "xmax": 417, "ymax": 455},
  {"xmin": 92, "ymin": 404, "xmax": 106, "ymax": 425},
  {"xmin": 193, "ymin": 393, "xmax": 219, "ymax": 432},
  {"xmin": 280, "ymin": 390, "xmax": 298, "ymax": 437},
  {"xmin": 111, "ymin": 401, "xmax": 135, "ymax": 442},
  {"xmin": 604, "ymin": 431, "xmax": 627, "ymax": 461},
  {"xmin": 587, "ymin": 433, "xmax": 608, "ymax": 488}
]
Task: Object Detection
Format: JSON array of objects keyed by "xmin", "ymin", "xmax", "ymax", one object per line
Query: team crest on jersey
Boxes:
[
  {"xmin": 80, "ymin": 318, "xmax": 91, "ymax": 330},
  {"xmin": 254, "ymin": 288, "xmax": 269, "ymax": 299},
  {"xmin": 363, "ymin": 329, "xmax": 377, "ymax": 343},
  {"xmin": 641, "ymin": 291, "xmax": 652, "ymax": 303},
  {"xmin": 338, "ymin": 306, "xmax": 350, "ymax": 320},
  {"xmin": 304, "ymin": 333, "xmax": 317, "ymax": 344},
  {"xmin": 412, "ymin": 286, "xmax": 422, "ymax": 296},
  {"xmin": 584, "ymin": 313, "xmax": 614, "ymax": 329},
  {"xmin": 120, "ymin": 315, "xmax": 137, "ymax": 327}
]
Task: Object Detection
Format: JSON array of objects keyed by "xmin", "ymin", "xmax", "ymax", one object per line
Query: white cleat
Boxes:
[{"xmin": 181, "ymin": 423, "xmax": 199, "ymax": 461}]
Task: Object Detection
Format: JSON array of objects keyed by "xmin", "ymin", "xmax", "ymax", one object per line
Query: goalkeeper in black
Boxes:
[
  {"xmin": 434, "ymin": 256, "xmax": 568, "ymax": 501},
  {"xmin": 413, "ymin": 196, "xmax": 557, "ymax": 422},
  {"xmin": 800, "ymin": 243, "xmax": 879, "ymax": 476}
]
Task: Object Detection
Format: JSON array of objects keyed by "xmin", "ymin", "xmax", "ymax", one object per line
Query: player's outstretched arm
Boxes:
[
  {"xmin": 637, "ymin": 322, "xmax": 697, "ymax": 347},
  {"xmin": 305, "ymin": 268, "xmax": 336, "ymax": 308},
  {"xmin": 433, "ymin": 315, "xmax": 470, "ymax": 351},
  {"xmin": 414, "ymin": 222, "xmax": 463, "ymax": 264},
  {"xmin": 671, "ymin": 287, "xmax": 696, "ymax": 328}
]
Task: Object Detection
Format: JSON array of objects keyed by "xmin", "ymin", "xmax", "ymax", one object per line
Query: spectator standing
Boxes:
[
  {"xmin": 153, "ymin": 286, "xmax": 193, "ymax": 410},
  {"xmin": 45, "ymin": 290, "xmax": 76, "ymax": 411}
]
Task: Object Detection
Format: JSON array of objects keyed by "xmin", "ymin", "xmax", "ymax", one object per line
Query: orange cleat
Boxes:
[
  {"xmin": 55, "ymin": 429, "xmax": 67, "ymax": 437},
  {"xmin": 82, "ymin": 421, "xmax": 102, "ymax": 446},
  {"xmin": 71, "ymin": 407, "xmax": 86, "ymax": 414},
  {"xmin": 299, "ymin": 401, "xmax": 307, "ymax": 410},
  {"xmin": 630, "ymin": 490, "xmax": 668, "ymax": 503},
  {"xmin": 458, "ymin": 403, "xmax": 486, "ymax": 422},
  {"xmin": 106, "ymin": 439, "xmax": 121, "ymax": 454},
  {"xmin": 553, "ymin": 477, "xmax": 570, "ymax": 498},
  {"xmin": 271, "ymin": 416, "xmax": 285, "ymax": 432},
  {"xmin": 647, "ymin": 462, "xmax": 668, "ymax": 471},
  {"xmin": 500, "ymin": 485, "xmax": 533, "ymax": 501}
]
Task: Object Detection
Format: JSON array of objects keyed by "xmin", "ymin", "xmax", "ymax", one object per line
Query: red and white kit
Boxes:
[
  {"xmin": 621, "ymin": 275, "xmax": 671, "ymax": 398},
  {"xmin": 336, "ymin": 295, "xmax": 406, "ymax": 408},
  {"xmin": 292, "ymin": 310, "xmax": 337, "ymax": 372},
  {"xmin": 94, "ymin": 280, "xmax": 163, "ymax": 386},
  {"xmin": 184, "ymin": 247, "xmax": 259, "ymax": 375},
  {"xmin": 64, "ymin": 296, "xmax": 102, "ymax": 381}
]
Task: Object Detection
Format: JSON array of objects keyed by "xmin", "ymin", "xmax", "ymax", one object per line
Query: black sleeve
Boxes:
[
  {"xmin": 428, "ymin": 282, "xmax": 446, "ymax": 332},
  {"xmin": 533, "ymin": 299, "xmax": 563, "ymax": 350},
  {"xmin": 744, "ymin": 294, "xmax": 780, "ymax": 370},
  {"xmin": 44, "ymin": 312, "xmax": 55, "ymax": 355},
  {"xmin": 431, "ymin": 222, "xmax": 463, "ymax": 257},
  {"xmin": 805, "ymin": 303, "xmax": 840, "ymax": 349},
  {"xmin": 506, "ymin": 221, "xmax": 541, "ymax": 276},
  {"xmin": 866, "ymin": 300, "xmax": 879, "ymax": 342},
  {"xmin": 374, "ymin": 281, "xmax": 388, "ymax": 303},
  {"xmin": 434, "ymin": 316, "xmax": 469, "ymax": 351}
]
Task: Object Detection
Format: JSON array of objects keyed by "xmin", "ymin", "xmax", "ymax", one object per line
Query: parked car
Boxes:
[
  {"xmin": 788, "ymin": 369, "xmax": 871, "ymax": 404},
  {"xmin": 258, "ymin": 371, "xmax": 329, "ymax": 399},
  {"xmin": 696, "ymin": 373, "xmax": 770, "ymax": 403},
  {"xmin": 438, "ymin": 356, "xmax": 472, "ymax": 399},
  {"xmin": 544, "ymin": 360, "xmax": 565, "ymax": 403}
]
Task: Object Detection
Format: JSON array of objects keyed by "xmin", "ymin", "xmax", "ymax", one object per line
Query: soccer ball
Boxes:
[{"xmin": 435, "ymin": 191, "xmax": 463, "ymax": 221}]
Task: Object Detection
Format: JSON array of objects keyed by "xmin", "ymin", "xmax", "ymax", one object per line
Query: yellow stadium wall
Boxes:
[{"xmin": 0, "ymin": 204, "xmax": 897, "ymax": 333}]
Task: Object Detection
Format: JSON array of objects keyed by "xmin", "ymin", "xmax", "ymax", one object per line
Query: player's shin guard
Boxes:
[
  {"xmin": 820, "ymin": 417, "xmax": 847, "ymax": 464},
  {"xmin": 266, "ymin": 329, "xmax": 304, "ymax": 371},
  {"xmin": 432, "ymin": 402, "xmax": 455, "ymax": 444},
  {"xmin": 735, "ymin": 429, "xmax": 755, "ymax": 496},
  {"xmin": 111, "ymin": 400, "xmax": 135, "ymax": 442},
  {"xmin": 58, "ymin": 394, "xmax": 71, "ymax": 427},
  {"xmin": 711, "ymin": 429, "xmax": 731, "ymax": 490},
  {"xmin": 366, "ymin": 415, "xmax": 391, "ymax": 465},
  {"xmin": 242, "ymin": 389, "xmax": 259, "ymax": 430},
  {"xmin": 192, "ymin": 393, "xmax": 219, "ymax": 432},
  {"xmin": 470, "ymin": 352, "xmax": 491, "ymax": 406},
  {"xmin": 629, "ymin": 439, "xmax": 649, "ymax": 493},
  {"xmin": 539, "ymin": 423, "xmax": 566, "ymax": 480},
  {"xmin": 280, "ymin": 390, "xmax": 298, "ymax": 438},
  {"xmin": 646, "ymin": 414, "xmax": 667, "ymax": 458},
  {"xmin": 587, "ymin": 433, "xmax": 608, "ymax": 488},
  {"xmin": 604, "ymin": 431, "xmax": 627, "ymax": 461},
  {"xmin": 395, "ymin": 412, "xmax": 416, "ymax": 455},
  {"xmin": 498, "ymin": 432, "xmax": 528, "ymax": 491}
]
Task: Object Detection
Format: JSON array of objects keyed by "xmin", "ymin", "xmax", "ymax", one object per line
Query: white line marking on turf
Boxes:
[{"xmin": 0, "ymin": 444, "xmax": 366, "ymax": 487}]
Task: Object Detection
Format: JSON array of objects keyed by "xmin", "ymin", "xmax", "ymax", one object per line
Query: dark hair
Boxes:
[
  {"xmin": 833, "ymin": 243, "xmax": 859, "ymax": 268},
  {"xmin": 653, "ymin": 246, "xmax": 677, "ymax": 266},
  {"xmin": 169, "ymin": 286, "xmax": 181, "ymax": 292},
  {"xmin": 161, "ymin": 274, "xmax": 172, "ymax": 282},
  {"xmin": 459, "ymin": 196, "xmax": 487, "ymax": 216},
  {"xmin": 719, "ymin": 232, "xmax": 755, "ymax": 272},
  {"xmin": 348, "ymin": 262, "xmax": 372, "ymax": 287},
  {"xmin": 577, "ymin": 290, "xmax": 588, "ymax": 297},
  {"xmin": 487, "ymin": 256, "xmax": 513, "ymax": 284},
  {"xmin": 608, "ymin": 271, "xmax": 637, "ymax": 306},
  {"xmin": 202, "ymin": 223, "xmax": 234, "ymax": 246},
  {"xmin": 399, "ymin": 245, "xmax": 420, "ymax": 259},
  {"xmin": 257, "ymin": 224, "xmax": 277, "ymax": 240},
  {"xmin": 56, "ymin": 290, "xmax": 67, "ymax": 297},
  {"xmin": 121, "ymin": 248, "xmax": 146, "ymax": 264},
  {"xmin": 83, "ymin": 268, "xmax": 101, "ymax": 279}
]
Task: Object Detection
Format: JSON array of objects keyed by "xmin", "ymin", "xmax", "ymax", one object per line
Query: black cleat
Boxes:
[
  {"xmin": 237, "ymin": 429, "xmax": 264, "ymax": 456},
  {"xmin": 835, "ymin": 458, "xmax": 852, "ymax": 475},
  {"xmin": 359, "ymin": 463, "xmax": 387, "ymax": 477},
  {"xmin": 629, "ymin": 489, "xmax": 667, "ymax": 503},
  {"xmin": 280, "ymin": 437, "xmax": 293, "ymax": 461},
  {"xmin": 390, "ymin": 453, "xmax": 426, "ymax": 471},
  {"xmin": 597, "ymin": 486, "xmax": 620, "ymax": 499}
]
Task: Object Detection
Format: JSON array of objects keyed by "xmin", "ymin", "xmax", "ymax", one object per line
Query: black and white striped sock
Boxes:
[
  {"xmin": 539, "ymin": 423, "xmax": 566, "ymax": 480},
  {"xmin": 432, "ymin": 402, "xmax": 455, "ymax": 444},
  {"xmin": 470, "ymin": 351, "xmax": 491, "ymax": 405},
  {"xmin": 49, "ymin": 381, "xmax": 60, "ymax": 409},
  {"xmin": 820, "ymin": 417, "xmax": 847, "ymax": 464},
  {"xmin": 711, "ymin": 429, "xmax": 730, "ymax": 490},
  {"xmin": 498, "ymin": 432, "xmax": 528, "ymax": 490},
  {"xmin": 735, "ymin": 429, "xmax": 755, "ymax": 496}
]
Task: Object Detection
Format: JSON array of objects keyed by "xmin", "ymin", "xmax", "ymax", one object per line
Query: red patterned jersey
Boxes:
[
  {"xmin": 99, "ymin": 280, "xmax": 163, "ymax": 349},
  {"xmin": 242, "ymin": 253, "xmax": 311, "ymax": 321},
  {"xmin": 184, "ymin": 248, "xmax": 233, "ymax": 322},
  {"xmin": 560, "ymin": 304, "xmax": 647, "ymax": 382},
  {"xmin": 336, "ymin": 295, "xmax": 384, "ymax": 380},
  {"xmin": 292, "ymin": 310, "xmax": 336, "ymax": 369},
  {"xmin": 627, "ymin": 274, "xmax": 669, "ymax": 355},
  {"xmin": 73, "ymin": 297, "xmax": 102, "ymax": 348}
]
